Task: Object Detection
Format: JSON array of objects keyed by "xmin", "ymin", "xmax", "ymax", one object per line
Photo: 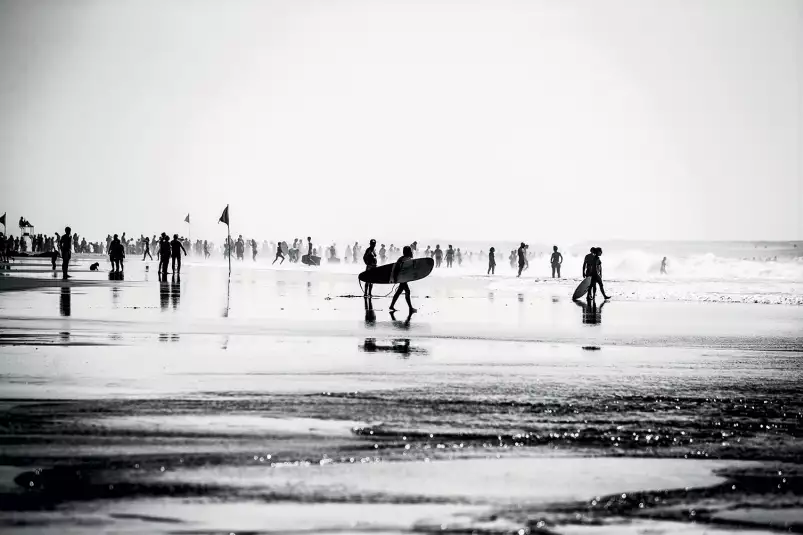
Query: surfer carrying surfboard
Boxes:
[
  {"xmin": 362, "ymin": 239, "xmax": 378, "ymax": 297},
  {"xmin": 388, "ymin": 246, "xmax": 417, "ymax": 314}
]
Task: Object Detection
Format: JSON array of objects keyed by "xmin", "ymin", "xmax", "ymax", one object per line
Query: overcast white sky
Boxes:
[{"xmin": 0, "ymin": 0, "xmax": 801, "ymax": 242}]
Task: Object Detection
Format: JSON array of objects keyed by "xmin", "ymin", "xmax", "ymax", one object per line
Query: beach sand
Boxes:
[{"xmin": 0, "ymin": 258, "xmax": 801, "ymax": 533}]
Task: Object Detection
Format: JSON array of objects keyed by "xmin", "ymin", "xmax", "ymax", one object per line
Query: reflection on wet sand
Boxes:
[
  {"xmin": 171, "ymin": 274, "xmax": 181, "ymax": 310},
  {"xmin": 576, "ymin": 298, "xmax": 606, "ymax": 325},
  {"xmin": 361, "ymin": 337, "xmax": 425, "ymax": 356},
  {"xmin": 364, "ymin": 297, "xmax": 376, "ymax": 326},
  {"xmin": 59, "ymin": 286, "xmax": 71, "ymax": 317},
  {"xmin": 389, "ymin": 310, "xmax": 413, "ymax": 329}
]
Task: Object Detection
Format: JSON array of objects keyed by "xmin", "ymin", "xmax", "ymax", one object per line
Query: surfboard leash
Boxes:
[{"xmin": 358, "ymin": 279, "xmax": 398, "ymax": 298}]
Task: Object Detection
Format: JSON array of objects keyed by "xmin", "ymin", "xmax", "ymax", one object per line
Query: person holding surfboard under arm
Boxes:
[
  {"xmin": 363, "ymin": 239, "xmax": 377, "ymax": 297},
  {"xmin": 389, "ymin": 245, "xmax": 417, "ymax": 313}
]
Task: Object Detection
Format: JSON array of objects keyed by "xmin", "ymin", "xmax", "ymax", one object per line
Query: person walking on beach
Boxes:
[
  {"xmin": 551, "ymin": 246, "xmax": 563, "ymax": 278},
  {"xmin": 142, "ymin": 236, "xmax": 153, "ymax": 260},
  {"xmin": 59, "ymin": 227, "xmax": 72, "ymax": 279},
  {"xmin": 109, "ymin": 234, "xmax": 125, "ymax": 273},
  {"xmin": 660, "ymin": 256, "xmax": 668, "ymax": 275},
  {"xmin": 272, "ymin": 240, "xmax": 285, "ymax": 265},
  {"xmin": 363, "ymin": 239, "xmax": 377, "ymax": 297},
  {"xmin": 446, "ymin": 245, "xmax": 454, "ymax": 268},
  {"xmin": 517, "ymin": 243, "xmax": 527, "ymax": 277},
  {"xmin": 389, "ymin": 245, "xmax": 417, "ymax": 313},
  {"xmin": 171, "ymin": 234, "xmax": 187, "ymax": 273},
  {"xmin": 434, "ymin": 245, "xmax": 443, "ymax": 268},
  {"xmin": 251, "ymin": 239, "xmax": 258, "ymax": 261},
  {"xmin": 488, "ymin": 247, "xmax": 496, "ymax": 275},
  {"xmin": 203, "ymin": 240, "xmax": 210, "ymax": 259},
  {"xmin": 583, "ymin": 247, "xmax": 610, "ymax": 300}
]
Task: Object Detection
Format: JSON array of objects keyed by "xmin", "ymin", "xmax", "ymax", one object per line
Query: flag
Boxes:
[
  {"xmin": 218, "ymin": 205, "xmax": 229, "ymax": 226},
  {"xmin": 184, "ymin": 213, "xmax": 190, "ymax": 224},
  {"xmin": 0, "ymin": 213, "xmax": 5, "ymax": 226}
]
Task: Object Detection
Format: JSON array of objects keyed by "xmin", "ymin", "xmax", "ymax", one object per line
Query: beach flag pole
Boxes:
[
  {"xmin": 0, "ymin": 212, "xmax": 5, "ymax": 235},
  {"xmin": 184, "ymin": 213, "xmax": 191, "ymax": 254},
  {"xmin": 218, "ymin": 205, "xmax": 230, "ymax": 274}
]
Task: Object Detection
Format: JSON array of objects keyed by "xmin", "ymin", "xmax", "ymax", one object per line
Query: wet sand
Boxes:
[{"xmin": 0, "ymin": 258, "xmax": 801, "ymax": 534}]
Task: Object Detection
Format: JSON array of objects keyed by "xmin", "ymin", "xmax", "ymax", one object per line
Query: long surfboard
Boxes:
[
  {"xmin": 572, "ymin": 276, "xmax": 593, "ymax": 300},
  {"xmin": 359, "ymin": 258, "xmax": 434, "ymax": 284}
]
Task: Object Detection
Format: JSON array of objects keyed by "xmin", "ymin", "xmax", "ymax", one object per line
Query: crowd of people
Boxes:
[{"xmin": 1, "ymin": 227, "xmax": 617, "ymax": 304}]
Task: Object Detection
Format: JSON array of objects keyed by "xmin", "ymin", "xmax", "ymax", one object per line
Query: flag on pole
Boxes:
[
  {"xmin": 184, "ymin": 213, "xmax": 190, "ymax": 224},
  {"xmin": 218, "ymin": 205, "xmax": 229, "ymax": 226},
  {"xmin": 0, "ymin": 213, "xmax": 5, "ymax": 226}
]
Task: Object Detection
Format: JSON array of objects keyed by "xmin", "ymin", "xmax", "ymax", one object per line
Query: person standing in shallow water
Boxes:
[
  {"xmin": 389, "ymin": 245, "xmax": 417, "ymax": 313},
  {"xmin": 251, "ymin": 239, "xmax": 258, "ymax": 261},
  {"xmin": 434, "ymin": 245, "xmax": 443, "ymax": 268},
  {"xmin": 171, "ymin": 234, "xmax": 187, "ymax": 273},
  {"xmin": 583, "ymin": 247, "xmax": 610, "ymax": 300},
  {"xmin": 446, "ymin": 245, "xmax": 454, "ymax": 268},
  {"xmin": 363, "ymin": 239, "xmax": 377, "ymax": 297},
  {"xmin": 488, "ymin": 247, "xmax": 496, "ymax": 275},
  {"xmin": 109, "ymin": 234, "xmax": 125, "ymax": 273},
  {"xmin": 517, "ymin": 242, "xmax": 526, "ymax": 277},
  {"xmin": 59, "ymin": 227, "xmax": 72, "ymax": 279},
  {"xmin": 551, "ymin": 246, "xmax": 563, "ymax": 278},
  {"xmin": 660, "ymin": 256, "xmax": 668, "ymax": 275}
]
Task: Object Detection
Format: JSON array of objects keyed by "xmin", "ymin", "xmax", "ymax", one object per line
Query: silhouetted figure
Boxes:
[
  {"xmin": 551, "ymin": 246, "xmax": 563, "ymax": 278},
  {"xmin": 307, "ymin": 237, "xmax": 313, "ymax": 258},
  {"xmin": 446, "ymin": 245, "xmax": 454, "ymax": 268},
  {"xmin": 171, "ymin": 234, "xmax": 187, "ymax": 273},
  {"xmin": 379, "ymin": 244, "xmax": 387, "ymax": 263},
  {"xmin": 434, "ymin": 245, "xmax": 443, "ymax": 268},
  {"xmin": 457, "ymin": 248, "xmax": 462, "ymax": 266},
  {"xmin": 158, "ymin": 233, "xmax": 171, "ymax": 274},
  {"xmin": 109, "ymin": 234, "xmax": 125, "ymax": 273},
  {"xmin": 235, "ymin": 235, "xmax": 245, "ymax": 260},
  {"xmin": 517, "ymin": 242, "xmax": 526, "ymax": 277},
  {"xmin": 142, "ymin": 237, "xmax": 153, "ymax": 260},
  {"xmin": 345, "ymin": 244, "xmax": 352, "ymax": 264},
  {"xmin": 488, "ymin": 247, "xmax": 496, "ymax": 275},
  {"xmin": 251, "ymin": 239, "xmax": 258, "ymax": 261},
  {"xmin": 352, "ymin": 242, "xmax": 359, "ymax": 263},
  {"xmin": 203, "ymin": 240, "xmax": 210, "ymax": 259},
  {"xmin": 424, "ymin": 246, "xmax": 431, "ymax": 258},
  {"xmin": 59, "ymin": 227, "xmax": 72, "ymax": 279},
  {"xmin": 363, "ymin": 239, "xmax": 377, "ymax": 297},
  {"xmin": 273, "ymin": 240, "xmax": 285, "ymax": 264},
  {"xmin": 389, "ymin": 245, "xmax": 416, "ymax": 313},
  {"xmin": 660, "ymin": 256, "xmax": 667, "ymax": 275},
  {"xmin": 583, "ymin": 247, "xmax": 610, "ymax": 300}
]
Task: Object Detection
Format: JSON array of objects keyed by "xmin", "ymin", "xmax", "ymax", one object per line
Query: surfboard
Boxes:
[
  {"xmin": 280, "ymin": 242, "xmax": 289, "ymax": 255},
  {"xmin": 572, "ymin": 277, "xmax": 593, "ymax": 300},
  {"xmin": 301, "ymin": 254, "xmax": 320, "ymax": 266},
  {"xmin": 358, "ymin": 258, "xmax": 434, "ymax": 284}
]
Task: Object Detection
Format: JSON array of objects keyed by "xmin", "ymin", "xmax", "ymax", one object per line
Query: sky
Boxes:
[{"xmin": 0, "ymin": 0, "xmax": 801, "ymax": 243}]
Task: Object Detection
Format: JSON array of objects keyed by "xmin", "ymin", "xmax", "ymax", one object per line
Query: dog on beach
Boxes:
[{"xmin": 89, "ymin": 262, "xmax": 99, "ymax": 271}]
